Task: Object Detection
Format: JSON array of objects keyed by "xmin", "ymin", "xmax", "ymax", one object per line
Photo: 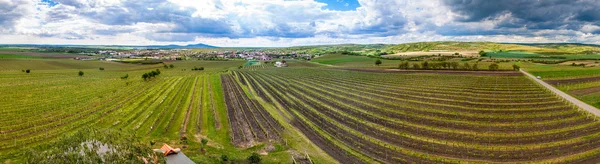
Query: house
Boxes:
[
  {"xmin": 274, "ymin": 61, "xmax": 288, "ymax": 67},
  {"xmin": 153, "ymin": 144, "xmax": 194, "ymax": 164}
]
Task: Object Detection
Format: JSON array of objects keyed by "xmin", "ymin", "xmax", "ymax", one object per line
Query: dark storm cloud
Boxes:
[
  {"xmin": 52, "ymin": 0, "xmax": 234, "ymax": 39},
  {"xmin": 443, "ymin": 0, "xmax": 600, "ymax": 34}
]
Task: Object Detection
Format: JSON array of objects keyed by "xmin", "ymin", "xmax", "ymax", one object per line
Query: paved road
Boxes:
[{"xmin": 521, "ymin": 69, "xmax": 600, "ymax": 117}]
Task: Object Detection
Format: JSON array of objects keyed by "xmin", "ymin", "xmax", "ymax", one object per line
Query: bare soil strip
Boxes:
[
  {"xmin": 570, "ymin": 86, "xmax": 600, "ymax": 96},
  {"xmin": 546, "ymin": 76, "xmax": 600, "ymax": 85}
]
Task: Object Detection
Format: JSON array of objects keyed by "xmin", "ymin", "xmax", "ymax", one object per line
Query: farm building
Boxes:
[
  {"xmin": 274, "ymin": 61, "xmax": 288, "ymax": 67},
  {"xmin": 154, "ymin": 144, "xmax": 194, "ymax": 164}
]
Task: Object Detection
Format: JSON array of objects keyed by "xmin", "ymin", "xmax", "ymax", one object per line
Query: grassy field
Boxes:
[{"xmin": 0, "ymin": 54, "xmax": 45, "ymax": 59}]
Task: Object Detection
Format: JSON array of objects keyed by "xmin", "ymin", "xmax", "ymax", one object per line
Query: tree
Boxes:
[
  {"xmin": 164, "ymin": 64, "xmax": 168, "ymax": 69},
  {"xmin": 489, "ymin": 63, "xmax": 499, "ymax": 71},
  {"xmin": 412, "ymin": 63, "xmax": 420, "ymax": 69},
  {"xmin": 513, "ymin": 64, "xmax": 520, "ymax": 71},
  {"xmin": 421, "ymin": 61, "xmax": 429, "ymax": 69},
  {"xmin": 99, "ymin": 67, "xmax": 105, "ymax": 71},
  {"xmin": 142, "ymin": 73, "xmax": 149, "ymax": 80},
  {"xmin": 121, "ymin": 74, "xmax": 128, "ymax": 80},
  {"xmin": 472, "ymin": 63, "xmax": 479, "ymax": 70},
  {"xmin": 462, "ymin": 63, "xmax": 471, "ymax": 70},
  {"xmin": 26, "ymin": 69, "xmax": 30, "ymax": 73},
  {"xmin": 479, "ymin": 50, "xmax": 487, "ymax": 57},
  {"xmin": 375, "ymin": 59, "xmax": 382, "ymax": 66},
  {"xmin": 155, "ymin": 69, "xmax": 161, "ymax": 75},
  {"xmin": 248, "ymin": 153, "xmax": 261, "ymax": 164},
  {"xmin": 78, "ymin": 71, "xmax": 84, "ymax": 76},
  {"xmin": 200, "ymin": 138, "xmax": 208, "ymax": 152},
  {"xmin": 450, "ymin": 62, "xmax": 459, "ymax": 70},
  {"xmin": 169, "ymin": 64, "xmax": 174, "ymax": 68},
  {"xmin": 398, "ymin": 62, "xmax": 409, "ymax": 69},
  {"xmin": 238, "ymin": 66, "xmax": 243, "ymax": 69}
]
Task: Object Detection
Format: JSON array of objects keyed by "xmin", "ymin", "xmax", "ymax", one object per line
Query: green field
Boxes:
[{"xmin": 0, "ymin": 54, "xmax": 45, "ymax": 59}]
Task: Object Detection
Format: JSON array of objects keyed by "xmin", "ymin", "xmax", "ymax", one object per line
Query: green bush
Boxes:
[{"xmin": 248, "ymin": 153, "xmax": 261, "ymax": 163}]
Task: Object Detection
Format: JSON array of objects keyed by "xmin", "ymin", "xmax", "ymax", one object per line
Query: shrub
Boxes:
[
  {"xmin": 513, "ymin": 64, "xmax": 520, "ymax": 71},
  {"xmin": 489, "ymin": 63, "xmax": 499, "ymax": 71},
  {"xmin": 220, "ymin": 154, "xmax": 229, "ymax": 162},
  {"xmin": 248, "ymin": 153, "xmax": 261, "ymax": 164},
  {"xmin": 121, "ymin": 74, "xmax": 128, "ymax": 79},
  {"xmin": 375, "ymin": 59, "xmax": 382, "ymax": 66},
  {"xmin": 99, "ymin": 67, "xmax": 105, "ymax": 71},
  {"xmin": 169, "ymin": 64, "xmax": 174, "ymax": 68},
  {"xmin": 26, "ymin": 69, "xmax": 30, "ymax": 73},
  {"xmin": 412, "ymin": 63, "xmax": 420, "ymax": 69},
  {"xmin": 78, "ymin": 71, "xmax": 84, "ymax": 76}
]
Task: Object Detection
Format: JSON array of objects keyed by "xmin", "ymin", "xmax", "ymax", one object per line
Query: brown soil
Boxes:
[
  {"xmin": 546, "ymin": 76, "xmax": 600, "ymax": 85},
  {"xmin": 570, "ymin": 86, "xmax": 600, "ymax": 96}
]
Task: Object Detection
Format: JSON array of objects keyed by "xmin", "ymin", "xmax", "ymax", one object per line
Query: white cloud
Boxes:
[{"xmin": 0, "ymin": 0, "xmax": 599, "ymax": 46}]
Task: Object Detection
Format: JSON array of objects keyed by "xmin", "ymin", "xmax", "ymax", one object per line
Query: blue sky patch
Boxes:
[
  {"xmin": 316, "ymin": 0, "xmax": 359, "ymax": 11},
  {"xmin": 42, "ymin": 0, "xmax": 58, "ymax": 7}
]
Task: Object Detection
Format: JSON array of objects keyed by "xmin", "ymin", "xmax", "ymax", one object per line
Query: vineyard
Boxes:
[
  {"xmin": 228, "ymin": 68, "xmax": 600, "ymax": 163},
  {"xmin": 3, "ymin": 57, "xmax": 600, "ymax": 163}
]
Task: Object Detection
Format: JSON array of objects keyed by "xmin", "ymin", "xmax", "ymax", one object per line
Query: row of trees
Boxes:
[
  {"xmin": 192, "ymin": 66, "xmax": 205, "ymax": 71},
  {"xmin": 142, "ymin": 69, "xmax": 161, "ymax": 80},
  {"xmin": 163, "ymin": 64, "xmax": 175, "ymax": 69},
  {"xmin": 397, "ymin": 61, "xmax": 507, "ymax": 71}
]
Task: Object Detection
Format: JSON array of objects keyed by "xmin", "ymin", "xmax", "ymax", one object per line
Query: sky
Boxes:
[{"xmin": 0, "ymin": 0, "xmax": 600, "ymax": 47}]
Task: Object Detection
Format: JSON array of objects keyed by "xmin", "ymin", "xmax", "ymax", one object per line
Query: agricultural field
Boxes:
[
  {"xmin": 0, "ymin": 58, "xmax": 306, "ymax": 163},
  {"xmin": 231, "ymin": 67, "xmax": 600, "ymax": 163},
  {"xmin": 3, "ymin": 49, "xmax": 600, "ymax": 163},
  {"xmin": 521, "ymin": 62, "xmax": 600, "ymax": 109}
]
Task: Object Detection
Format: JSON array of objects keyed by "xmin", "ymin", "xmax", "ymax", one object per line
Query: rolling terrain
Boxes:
[{"xmin": 2, "ymin": 42, "xmax": 600, "ymax": 163}]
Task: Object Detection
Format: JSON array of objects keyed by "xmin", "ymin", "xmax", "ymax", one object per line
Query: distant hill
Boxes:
[
  {"xmin": 0, "ymin": 43, "xmax": 218, "ymax": 49},
  {"xmin": 383, "ymin": 41, "xmax": 600, "ymax": 55},
  {"xmin": 383, "ymin": 42, "xmax": 531, "ymax": 53}
]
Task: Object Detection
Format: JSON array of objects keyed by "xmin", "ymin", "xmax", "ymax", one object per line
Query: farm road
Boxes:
[{"xmin": 521, "ymin": 69, "xmax": 600, "ymax": 117}]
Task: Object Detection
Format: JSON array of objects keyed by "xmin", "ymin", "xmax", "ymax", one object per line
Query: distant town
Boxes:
[{"xmin": 74, "ymin": 49, "xmax": 315, "ymax": 62}]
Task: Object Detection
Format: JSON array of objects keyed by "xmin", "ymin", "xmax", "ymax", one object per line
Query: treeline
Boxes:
[
  {"xmin": 397, "ymin": 61, "xmax": 516, "ymax": 71},
  {"xmin": 192, "ymin": 66, "xmax": 204, "ymax": 71},
  {"xmin": 142, "ymin": 69, "xmax": 161, "ymax": 80}
]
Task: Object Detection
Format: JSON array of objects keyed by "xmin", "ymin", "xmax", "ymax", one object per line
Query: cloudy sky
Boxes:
[{"xmin": 1, "ymin": 0, "xmax": 599, "ymax": 47}]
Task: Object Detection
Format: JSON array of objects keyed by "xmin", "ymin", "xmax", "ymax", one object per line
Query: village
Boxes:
[{"xmin": 74, "ymin": 49, "xmax": 314, "ymax": 63}]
